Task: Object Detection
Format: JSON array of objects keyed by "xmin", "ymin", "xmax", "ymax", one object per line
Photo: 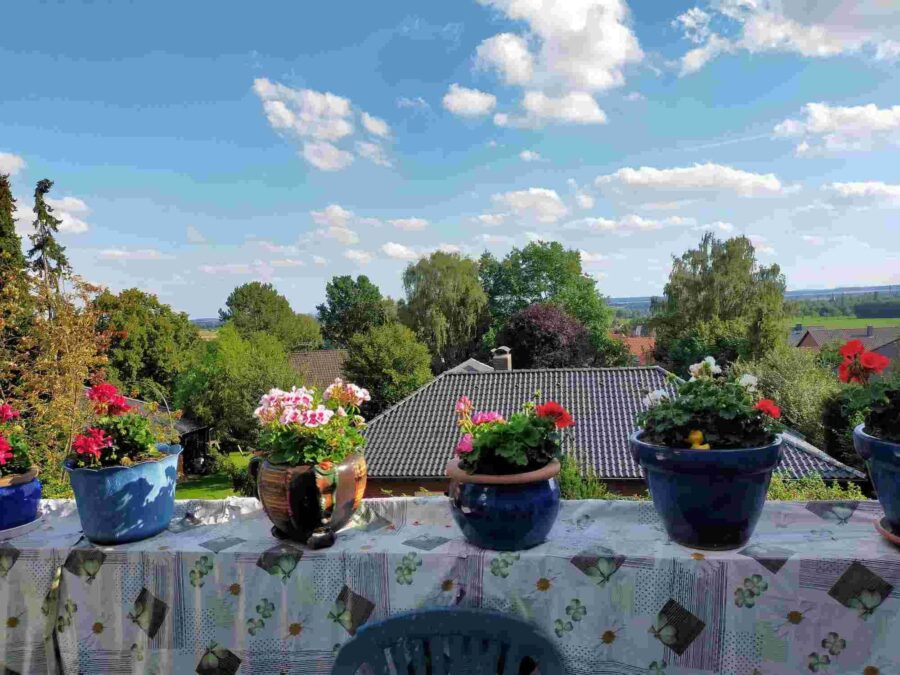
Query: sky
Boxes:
[{"xmin": 2, "ymin": 0, "xmax": 899, "ymax": 318}]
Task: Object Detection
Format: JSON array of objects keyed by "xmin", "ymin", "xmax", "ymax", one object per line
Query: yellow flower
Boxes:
[{"xmin": 687, "ymin": 430, "xmax": 710, "ymax": 450}]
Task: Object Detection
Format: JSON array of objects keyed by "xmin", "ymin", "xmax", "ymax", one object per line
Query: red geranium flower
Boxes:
[
  {"xmin": 839, "ymin": 339, "xmax": 865, "ymax": 359},
  {"xmin": 72, "ymin": 427, "xmax": 113, "ymax": 461},
  {"xmin": 837, "ymin": 360, "xmax": 855, "ymax": 383},
  {"xmin": 754, "ymin": 399, "xmax": 781, "ymax": 419},
  {"xmin": 86, "ymin": 383, "xmax": 131, "ymax": 416},
  {"xmin": 536, "ymin": 401, "xmax": 575, "ymax": 429},
  {"xmin": 0, "ymin": 436, "xmax": 12, "ymax": 465},
  {"xmin": 860, "ymin": 351, "xmax": 890, "ymax": 373},
  {"xmin": 0, "ymin": 404, "xmax": 20, "ymax": 423}
]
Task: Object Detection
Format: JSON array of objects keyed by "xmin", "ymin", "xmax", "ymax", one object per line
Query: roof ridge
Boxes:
[
  {"xmin": 439, "ymin": 365, "xmax": 669, "ymax": 376},
  {"xmin": 782, "ymin": 431, "xmax": 866, "ymax": 479}
]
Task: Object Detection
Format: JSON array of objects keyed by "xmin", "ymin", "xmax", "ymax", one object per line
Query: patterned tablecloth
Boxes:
[{"xmin": 1, "ymin": 497, "xmax": 899, "ymax": 675}]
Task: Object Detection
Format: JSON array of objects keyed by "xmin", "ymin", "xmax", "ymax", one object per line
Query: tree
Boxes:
[
  {"xmin": 399, "ymin": 252, "xmax": 489, "ymax": 371},
  {"xmin": 651, "ymin": 233, "xmax": 786, "ymax": 373},
  {"xmin": 0, "ymin": 174, "xmax": 25, "ymax": 276},
  {"xmin": 94, "ymin": 288, "xmax": 200, "ymax": 400},
  {"xmin": 317, "ymin": 275, "xmax": 395, "ymax": 347},
  {"xmin": 479, "ymin": 241, "xmax": 613, "ymax": 350},
  {"xmin": 174, "ymin": 324, "xmax": 300, "ymax": 450},
  {"xmin": 219, "ymin": 282, "xmax": 322, "ymax": 351},
  {"xmin": 497, "ymin": 303, "xmax": 595, "ymax": 369},
  {"xmin": 344, "ymin": 323, "xmax": 433, "ymax": 415},
  {"xmin": 27, "ymin": 179, "xmax": 70, "ymax": 286}
]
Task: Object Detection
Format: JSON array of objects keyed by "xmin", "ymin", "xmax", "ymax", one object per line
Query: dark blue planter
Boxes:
[
  {"xmin": 0, "ymin": 473, "xmax": 41, "ymax": 531},
  {"xmin": 448, "ymin": 465, "xmax": 561, "ymax": 551},
  {"xmin": 854, "ymin": 425, "xmax": 900, "ymax": 530},
  {"xmin": 64, "ymin": 444, "xmax": 182, "ymax": 545},
  {"xmin": 630, "ymin": 431, "xmax": 783, "ymax": 550}
]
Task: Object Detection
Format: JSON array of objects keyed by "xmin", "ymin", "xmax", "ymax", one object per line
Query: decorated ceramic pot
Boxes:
[
  {"xmin": 447, "ymin": 458, "xmax": 561, "ymax": 551},
  {"xmin": 0, "ymin": 466, "xmax": 41, "ymax": 532},
  {"xmin": 250, "ymin": 452, "xmax": 367, "ymax": 549}
]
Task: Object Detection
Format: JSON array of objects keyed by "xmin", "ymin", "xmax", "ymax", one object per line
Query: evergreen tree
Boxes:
[
  {"xmin": 27, "ymin": 179, "xmax": 70, "ymax": 285},
  {"xmin": 0, "ymin": 174, "xmax": 26, "ymax": 276}
]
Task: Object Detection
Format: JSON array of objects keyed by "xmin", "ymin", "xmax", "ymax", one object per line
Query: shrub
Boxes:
[
  {"xmin": 558, "ymin": 454, "xmax": 613, "ymax": 499},
  {"xmin": 766, "ymin": 473, "xmax": 865, "ymax": 501},
  {"xmin": 223, "ymin": 461, "xmax": 257, "ymax": 497},
  {"xmin": 866, "ymin": 383, "xmax": 900, "ymax": 443},
  {"xmin": 497, "ymin": 303, "xmax": 595, "ymax": 369}
]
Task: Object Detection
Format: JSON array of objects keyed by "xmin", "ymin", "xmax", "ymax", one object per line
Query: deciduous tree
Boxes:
[
  {"xmin": 219, "ymin": 281, "xmax": 322, "ymax": 351},
  {"xmin": 497, "ymin": 303, "xmax": 595, "ymax": 369},
  {"xmin": 316, "ymin": 275, "xmax": 395, "ymax": 347}
]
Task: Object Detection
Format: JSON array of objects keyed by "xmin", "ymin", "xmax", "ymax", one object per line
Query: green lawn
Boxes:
[
  {"xmin": 791, "ymin": 315, "xmax": 900, "ymax": 329},
  {"xmin": 176, "ymin": 451, "xmax": 250, "ymax": 499}
]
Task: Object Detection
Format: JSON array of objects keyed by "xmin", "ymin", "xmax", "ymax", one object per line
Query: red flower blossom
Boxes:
[
  {"xmin": 860, "ymin": 351, "xmax": 890, "ymax": 373},
  {"xmin": 838, "ymin": 339, "xmax": 865, "ymax": 359},
  {"xmin": 72, "ymin": 427, "xmax": 113, "ymax": 462},
  {"xmin": 0, "ymin": 436, "xmax": 12, "ymax": 465},
  {"xmin": 86, "ymin": 383, "xmax": 131, "ymax": 417},
  {"xmin": 536, "ymin": 401, "xmax": 575, "ymax": 429},
  {"xmin": 0, "ymin": 404, "xmax": 20, "ymax": 424},
  {"xmin": 838, "ymin": 360, "xmax": 855, "ymax": 383},
  {"xmin": 754, "ymin": 399, "xmax": 781, "ymax": 419}
]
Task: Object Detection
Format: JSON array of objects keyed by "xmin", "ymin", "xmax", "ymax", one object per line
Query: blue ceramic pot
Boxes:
[
  {"xmin": 854, "ymin": 425, "xmax": 900, "ymax": 530},
  {"xmin": 64, "ymin": 444, "xmax": 182, "ymax": 545},
  {"xmin": 447, "ymin": 459, "xmax": 561, "ymax": 551},
  {"xmin": 630, "ymin": 432, "xmax": 783, "ymax": 550},
  {"xmin": 0, "ymin": 469, "xmax": 41, "ymax": 531}
]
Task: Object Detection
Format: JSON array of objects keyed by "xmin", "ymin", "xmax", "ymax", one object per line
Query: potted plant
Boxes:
[
  {"xmin": 446, "ymin": 395, "xmax": 573, "ymax": 551},
  {"xmin": 248, "ymin": 379, "xmax": 368, "ymax": 549},
  {"xmin": 0, "ymin": 402, "xmax": 41, "ymax": 533},
  {"xmin": 64, "ymin": 383, "xmax": 182, "ymax": 544},
  {"xmin": 630, "ymin": 357, "xmax": 784, "ymax": 550},
  {"xmin": 842, "ymin": 340, "xmax": 899, "ymax": 537}
]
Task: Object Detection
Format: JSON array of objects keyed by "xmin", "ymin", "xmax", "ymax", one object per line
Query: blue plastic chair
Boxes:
[{"xmin": 332, "ymin": 608, "xmax": 565, "ymax": 675}]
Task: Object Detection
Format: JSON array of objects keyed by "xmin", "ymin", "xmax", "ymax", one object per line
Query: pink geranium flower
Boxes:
[
  {"xmin": 455, "ymin": 396, "xmax": 472, "ymax": 414},
  {"xmin": 0, "ymin": 436, "xmax": 12, "ymax": 465},
  {"xmin": 455, "ymin": 433, "xmax": 474, "ymax": 455},
  {"xmin": 471, "ymin": 411, "xmax": 505, "ymax": 425},
  {"xmin": 0, "ymin": 404, "xmax": 20, "ymax": 423}
]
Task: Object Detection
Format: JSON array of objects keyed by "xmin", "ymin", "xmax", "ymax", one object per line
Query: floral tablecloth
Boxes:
[{"xmin": 1, "ymin": 497, "xmax": 899, "ymax": 675}]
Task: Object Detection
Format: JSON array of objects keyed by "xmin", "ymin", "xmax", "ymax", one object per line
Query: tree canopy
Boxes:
[
  {"xmin": 0, "ymin": 174, "xmax": 25, "ymax": 276},
  {"xmin": 344, "ymin": 323, "xmax": 433, "ymax": 416},
  {"xmin": 27, "ymin": 179, "xmax": 70, "ymax": 286},
  {"xmin": 316, "ymin": 275, "xmax": 395, "ymax": 347},
  {"xmin": 497, "ymin": 303, "xmax": 595, "ymax": 369},
  {"xmin": 94, "ymin": 288, "xmax": 200, "ymax": 401},
  {"xmin": 399, "ymin": 251, "xmax": 489, "ymax": 371},
  {"xmin": 219, "ymin": 281, "xmax": 322, "ymax": 351}
]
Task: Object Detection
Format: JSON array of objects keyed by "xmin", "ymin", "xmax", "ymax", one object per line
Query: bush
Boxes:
[
  {"xmin": 767, "ymin": 473, "xmax": 865, "ymax": 501},
  {"xmin": 497, "ymin": 303, "xmax": 595, "ymax": 369},
  {"xmin": 223, "ymin": 460, "xmax": 257, "ymax": 497},
  {"xmin": 823, "ymin": 386, "xmax": 871, "ymax": 471}
]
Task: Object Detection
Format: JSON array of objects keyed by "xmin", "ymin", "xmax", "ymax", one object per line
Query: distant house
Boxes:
[
  {"xmin": 874, "ymin": 338, "xmax": 899, "ymax": 375},
  {"xmin": 361, "ymin": 367, "xmax": 864, "ymax": 497},
  {"xmin": 446, "ymin": 358, "xmax": 494, "ymax": 374},
  {"xmin": 796, "ymin": 325, "xmax": 900, "ymax": 352},
  {"xmin": 288, "ymin": 349, "xmax": 348, "ymax": 389},
  {"xmin": 614, "ymin": 335, "xmax": 655, "ymax": 364}
]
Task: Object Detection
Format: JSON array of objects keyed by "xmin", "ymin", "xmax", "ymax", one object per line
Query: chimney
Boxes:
[
  {"xmin": 492, "ymin": 346, "xmax": 512, "ymax": 371},
  {"xmin": 794, "ymin": 323, "xmax": 802, "ymax": 332},
  {"xmin": 866, "ymin": 325, "xmax": 875, "ymax": 338}
]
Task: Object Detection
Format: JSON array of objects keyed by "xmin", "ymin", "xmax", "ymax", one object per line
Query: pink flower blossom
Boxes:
[
  {"xmin": 455, "ymin": 396, "xmax": 473, "ymax": 414},
  {"xmin": 324, "ymin": 379, "xmax": 370, "ymax": 407},
  {"xmin": 455, "ymin": 434, "xmax": 474, "ymax": 455},
  {"xmin": 471, "ymin": 411, "xmax": 505, "ymax": 425},
  {"xmin": 0, "ymin": 436, "xmax": 11, "ymax": 465},
  {"xmin": 0, "ymin": 404, "xmax": 20, "ymax": 423}
]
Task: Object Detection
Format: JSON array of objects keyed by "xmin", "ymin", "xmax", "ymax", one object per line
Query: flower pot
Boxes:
[
  {"xmin": 249, "ymin": 452, "xmax": 367, "ymax": 549},
  {"xmin": 446, "ymin": 458, "xmax": 561, "ymax": 551},
  {"xmin": 64, "ymin": 444, "xmax": 182, "ymax": 545},
  {"xmin": 854, "ymin": 425, "xmax": 900, "ymax": 531},
  {"xmin": 630, "ymin": 432, "xmax": 783, "ymax": 550},
  {"xmin": 0, "ymin": 467, "xmax": 41, "ymax": 531}
]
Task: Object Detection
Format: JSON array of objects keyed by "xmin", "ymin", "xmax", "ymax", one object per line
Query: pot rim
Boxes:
[
  {"xmin": 64, "ymin": 443, "xmax": 183, "ymax": 474},
  {"xmin": 0, "ymin": 465, "xmax": 39, "ymax": 488},
  {"xmin": 630, "ymin": 429, "xmax": 783, "ymax": 454},
  {"xmin": 446, "ymin": 457, "xmax": 560, "ymax": 484},
  {"xmin": 854, "ymin": 423, "xmax": 892, "ymax": 443},
  {"xmin": 259, "ymin": 451, "xmax": 363, "ymax": 471}
]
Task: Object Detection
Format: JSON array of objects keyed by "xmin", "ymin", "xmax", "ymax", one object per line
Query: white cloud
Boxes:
[
  {"xmin": 442, "ymin": 84, "xmax": 497, "ymax": 117},
  {"xmin": 475, "ymin": 32, "xmax": 534, "ymax": 85},
  {"xmin": 748, "ymin": 234, "xmax": 775, "ymax": 255},
  {"xmin": 99, "ymin": 248, "xmax": 168, "ymax": 261},
  {"xmin": 579, "ymin": 250, "xmax": 608, "ymax": 264},
  {"xmin": 355, "ymin": 141, "xmax": 392, "ymax": 167},
  {"xmin": 256, "ymin": 240, "xmax": 300, "ymax": 254},
  {"xmin": 694, "ymin": 221, "xmax": 735, "ymax": 232},
  {"xmin": 473, "ymin": 213, "xmax": 507, "ymax": 227},
  {"xmin": 623, "ymin": 91, "xmax": 645, "ymax": 102},
  {"xmin": 199, "ymin": 261, "xmax": 274, "ymax": 279},
  {"xmin": 822, "ymin": 181, "xmax": 900, "ymax": 202},
  {"xmin": 389, "ymin": 217, "xmax": 429, "ymax": 231},
  {"xmin": 596, "ymin": 163, "xmax": 783, "ymax": 197},
  {"xmin": 679, "ymin": 34, "xmax": 735, "ymax": 76},
  {"xmin": 313, "ymin": 255, "xmax": 328, "ymax": 266},
  {"xmin": 519, "ymin": 150, "xmax": 542, "ymax": 162},
  {"xmin": 0, "ymin": 152, "xmax": 26, "ymax": 176},
  {"xmin": 774, "ymin": 102, "xmax": 900, "ymax": 155},
  {"xmin": 475, "ymin": 0, "xmax": 643, "ymax": 93},
  {"xmin": 802, "ymin": 235, "xmax": 826, "ymax": 246},
  {"xmin": 479, "ymin": 233, "xmax": 514, "ymax": 245},
  {"xmin": 46, "ymin": 196, "xmax": 91, "ymax": 234},
  {"xmin": 565, "ymin": 214, "xmax": 694, "ymax": 232},
  {"xmin": 437, "ymin": 243, "xmax": 462, "ymax": 254},
  {"xmin": 397, "ymin": 96, "xmax": 430, "ymax": 110},
  {"xmin": 344, "ymin": 249, "xmax": 373, "ymax": 265},
  {"xmin": 495, "ymin": 91, "xmax": 607, "ymax": 127},
  {"xmin": 311, "ymin": 204, "xmax": 354, "ymax": 228},
  {"xmin": 492, "ymin": 188, "xmax": 569, "ymax": 223},
  {"xmin": 381, "ymin": 242, "xmax": 420, "ymax": 261},
  {"xmin": 318, "ymin": 226, "xmax": 358, "ymax": 245},
  {"xmin": 361, "ymin": 112, "xmax": 390, "ymax": 138},
  {"xmin": 575, "ymin": 192, "xmax": 595, "ymax": 209},
  {"xmin": 186, "ymin": 225, "xmax": 206, "ymax": 244},
  {"xmin": 673, "ymin": 7, "xmax": 712, "ymax": 45},
  {"xmin": 302, "ymin": 141, "xmax": 354, "ymax": 171},
  {"xmin": 270, "ymin": 258, "xmax": 305, "ymax": 267}
]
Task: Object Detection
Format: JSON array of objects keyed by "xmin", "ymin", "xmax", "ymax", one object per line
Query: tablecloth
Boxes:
[{"xmin": 1, "ymin": 497, "xmax": 898, "ymax": 675}]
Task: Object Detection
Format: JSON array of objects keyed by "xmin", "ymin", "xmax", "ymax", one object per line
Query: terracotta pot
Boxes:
[{"xmin": 250, "ymin": 453, "xmax": 366, "ymax": 549}]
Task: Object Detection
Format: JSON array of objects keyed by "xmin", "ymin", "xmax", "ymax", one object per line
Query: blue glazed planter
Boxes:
[
  {"xmin": 447, "ymin": 459, "xmax": 561, "ymax": 551},
  {"xmin": 64, "ymin": 444, "xmax": 182, "ymax": 545},
  {"xmin": 630, "ymin": 432, "xmax": 783, "ymax": 550},
  {"xmin": 0, "ymin": 470, "xmax": 42, "ymax": 531},
  {"xmin": 854, "ymin": 425, "xmax": 900, "ymax": 530}
]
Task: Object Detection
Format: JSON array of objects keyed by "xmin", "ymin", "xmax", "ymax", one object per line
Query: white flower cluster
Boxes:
[
  {"xmin": 323, "ymin": 378, "xmax": 371, "ymax": 408},
  {"xmin": 688, "ymin": 356, "xmax": 722, "ymax": 380},
  {"xmin": 738, "ymin": 373, "xmax": 759, "ymax": 392},
  {"xmin": 641, "ymin": 388, "xmax": 671, "ymax": 408},
  {"xmin": 254, "ymin": 386, "xmax": 335, "ymax": 428}
]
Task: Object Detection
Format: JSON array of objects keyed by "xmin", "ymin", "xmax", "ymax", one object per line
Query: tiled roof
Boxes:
[
  {"xmin": 288, "ymin": 349, "xmax": 348, "ymax": 390},
  {"xmin": 362, "ymin": 367, "xmax": 864, "ymax": 482},
  {"xmin": 615, "ymin": 336, "xmax": 656, "ymax": 364},
  {"xmin": 799, "ymin": 326, "xmax": 900, "ymax": 350},
  {"xmin": 446, "ymin": 358, "xmax": 495, "ymax": 374}
]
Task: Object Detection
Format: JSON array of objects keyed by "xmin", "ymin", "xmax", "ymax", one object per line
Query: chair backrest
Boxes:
[{"xmin": 332, "ymin": 608, "xmax": 565, "ymax": 675}]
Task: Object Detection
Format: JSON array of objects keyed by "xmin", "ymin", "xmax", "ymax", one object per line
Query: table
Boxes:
[{"xmin": 1, "ymin": 497, "xmax": 898, "ymax": 675}]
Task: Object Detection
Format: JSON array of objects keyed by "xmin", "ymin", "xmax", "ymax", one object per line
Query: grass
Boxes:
[
  {"xmin": 791, "ymin": 316, "xmax": 900, "ymax": 329},
  {"xmin": 198, "ymin": 329, "xmax": 219, "ymax": 341},
  {"xmin": 176, "ymin": 451, "xmax": 250, "ymax": 499}
]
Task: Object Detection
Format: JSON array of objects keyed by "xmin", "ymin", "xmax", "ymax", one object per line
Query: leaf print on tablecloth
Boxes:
[
  {"xmin": 190, "ymin": 556, "xmax": 214, "ymax": 587},
  {"xmin": 828, "ymin": 561, "xmax": 893, "ymax": 620},
  {"xmin": 553, "ymin": 618, "xmax": 573, "ymax": 638},
  {"xmin": 256, "ymin": 598, "xmax": 275, "ymax": 619},
  {"xmin": 648, "ymin": 661, "xmax": 667, "ymax": 675},
  {"xmin": 395, "ymin": 553, "xmax": 422, "ymax": 585},
  {"xmin": 821, "ymin": 631, "xmax": 846, "ymax": 656},
  {"xmin": 565, "ymin": 599, "xmax": 586, "ymax": 622},
  {"xmin": 63, "ymin": 547, "xmax": 106, "ymax": 584},
  {"xmin": 735, "ymin": 574, "xmax": 768, "ymax": 608},
  {"xmin": 129, "ymin": 588, "xmax": 168, "ymax": 639},
  {"xmin": 196, "ymin": 642, "xmax": 242, "ymax": 675},
  {"xmin": 807, "ymin": 652, "xmax": 831, "ymax": 672},
  {"xmin": 570, "ymin": 547, "xmax": 624, "ymax": 587},
  {"xmin": 246, "ymin": 617, "xmax": 265, "ymax": 636},
  {"xmin": 650, "ymin": 599, "xmax": 705, "ymax": 656},
  {"xmin": 329, "ymin": 585, "xmax": 375, "ymax": 636},
  {"xmin": 0, "ymin": 545, "xmax": 20, "ymax": 579},
  {"xmin": 848, "ymin": 590, "xmax": 885, "ymax": 619},
  {"xmin": 489, "ymin": 552, "xmax": 520, "ymax": 578},
  {"xmin": 256, "ymin": 543, "xmax": 302, "ymax": 583},
  {"xmin": 806, "ymin": 501, "xmax": 858, "ymax": 525}
]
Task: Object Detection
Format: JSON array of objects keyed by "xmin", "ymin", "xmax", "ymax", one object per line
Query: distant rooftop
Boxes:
[
  {"xmin": 288, "ymin": 349, "xmax": 348, "ymax": 390},
  {"xmin": 797, "ymin": 326, "xmax": 900, "ymax": 351},
  {"xmin": 446, "ymin": 358, "xmax": 494, "ymax": 374}
]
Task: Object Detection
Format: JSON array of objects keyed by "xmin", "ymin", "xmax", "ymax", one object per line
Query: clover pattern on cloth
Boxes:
[{"xmin": 0, "ymin": 497, "xmax": 898, "ymax": 674}]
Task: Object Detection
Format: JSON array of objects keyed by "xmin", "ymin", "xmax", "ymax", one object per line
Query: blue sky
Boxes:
[{"xmin": 2, "ymin": 0, "xmax": 898, "ymax": 317}]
